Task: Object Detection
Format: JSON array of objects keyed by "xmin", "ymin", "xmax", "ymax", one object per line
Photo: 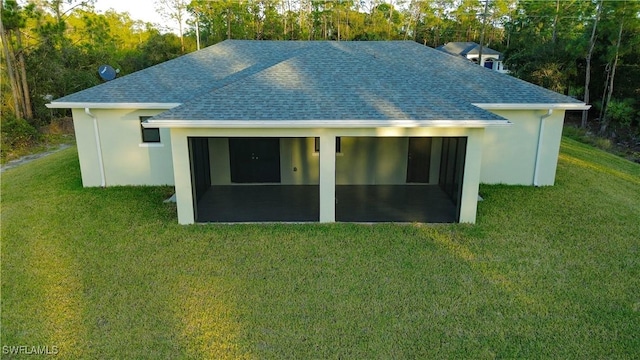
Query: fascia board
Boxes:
[
  {"xmin": 46, "ymin": 102, "xmax": 181, "ymax": 110},
  {"xmin": 473, "ymin": 103, "xmax": 591, "ymax": 110},
  {"xmin": 142, "ymin": 119, "xmax": 512, "ymax": 129}
]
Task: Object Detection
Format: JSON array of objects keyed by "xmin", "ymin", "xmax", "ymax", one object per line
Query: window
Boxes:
[
  {"xmin": 140, "ymin": 116, "xmax": 160, "ymax": 143},
  {"xmin": 314, "ymin": 137, "xmax": 341, "ymax": 153}
]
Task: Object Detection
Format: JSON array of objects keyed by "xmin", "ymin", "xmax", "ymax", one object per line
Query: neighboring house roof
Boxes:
[
  {"xmin": 50, "ymin": 40, "xmax": 586, "ymax": 125},
  {"xmin": 436, "ymin": 42, "xmax": 503, "ymax": 58}
]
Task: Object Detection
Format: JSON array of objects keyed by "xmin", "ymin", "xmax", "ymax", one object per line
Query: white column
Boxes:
[
  {"xmin": 319, "ymin": 135, "xmax": 336, "ymax": 223},
  {"xmin": 459, "ymin": 128, "xmax": 484, "ymax": 224},
  {"xmin": 170, "ymin": 129, "xmax": 195, "ymax": 225}
]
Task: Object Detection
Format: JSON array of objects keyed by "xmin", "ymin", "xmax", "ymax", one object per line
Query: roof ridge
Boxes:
[
  {"xmin": 194, "ymin": 41, "xmax": 376, "ymax": 98},
  {"xmin": 160, "ymin": 43, "xmax": 319, "ymax": 114},
  {"xmin": 184, "ymin": 43, "xmax": 315, "ymax": 101},
  {"xmin": 463, "ymin": 43, "xmax": 479, "ymax": 54}
]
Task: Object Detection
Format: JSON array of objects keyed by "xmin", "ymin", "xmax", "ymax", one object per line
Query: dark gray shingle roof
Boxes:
[
  {"xmin": 54, "ymin": 41, "xmax": 311, "ymax": 104},
  {"xmin": 436, "ymin": 42, "xmax": 503, "ymax": 58},
  {"xmin": 52, "ymin": 40, "xmax": 582, "ymax": 122}
]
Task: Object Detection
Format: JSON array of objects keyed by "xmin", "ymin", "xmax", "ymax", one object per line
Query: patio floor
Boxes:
[{"xmin": 196, "ymin": 185, "xmax": 457, "ymax": 223}]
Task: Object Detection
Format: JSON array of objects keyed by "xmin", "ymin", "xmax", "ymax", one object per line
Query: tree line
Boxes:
[{"xmin": 1, "ymin": 0, "xmax": 639, "ymax": 158}]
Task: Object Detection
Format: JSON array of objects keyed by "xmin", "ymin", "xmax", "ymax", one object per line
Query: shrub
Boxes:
[
  {"xmin": 605, "ymin": 98, "xmax": 637, "ymax": 128},
  {"xmin": 594, "ymin": 137, "xmax": 612, "ymax": 150},
  {"xmin": 563, "ymin": 125, "xmax": 612, "ymax": 152},
  {"xmin": 1, "ymin": 113, "xmax": 40, "ymax": 161}
]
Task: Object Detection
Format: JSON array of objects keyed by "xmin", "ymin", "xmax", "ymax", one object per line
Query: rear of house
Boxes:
[{"xmin": 48, "ymin": 40, "xmax": 587, "ymax": 224}]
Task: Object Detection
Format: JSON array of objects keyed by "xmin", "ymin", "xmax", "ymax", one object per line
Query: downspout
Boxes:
[
  {"xmin": 533, "ymin": 109, "xmax": 553, "ymax": 186},
  {"xmin": 85, "ymin": 108, "xmax": 106, "ymax": 187}
]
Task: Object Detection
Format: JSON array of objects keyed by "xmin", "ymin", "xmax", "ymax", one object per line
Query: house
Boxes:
[
  {"xmin": 47, "ymin": 40, "xmax": 588, "ymax": 225},
  {"xmin": 436, "ymin": 42, "xmax": 508, "ymax": 73}
]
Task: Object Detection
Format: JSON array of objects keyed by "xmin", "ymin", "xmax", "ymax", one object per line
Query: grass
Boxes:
[
  {"xmin": 1, "ymin": 137, "xmax": 639, "ymax": 359},
  {"xmin": 1, "ymin": 117, "xmax": 75, "ymax": 165},
  {"xmin": 562, "ymin": 123, "xmax": 640, "ymax": 164}
]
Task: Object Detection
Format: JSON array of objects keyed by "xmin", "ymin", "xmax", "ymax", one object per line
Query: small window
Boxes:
[
  {"xmin": 140, "ymin": 116, "xmax": 160, "ymax": 143},
  {"xmin": 314, "ymin": 137, "xmax": 341, "ymax": 153}
]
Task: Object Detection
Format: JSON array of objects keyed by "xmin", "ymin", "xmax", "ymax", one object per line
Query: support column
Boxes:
[
  {"xmin": 170, "ymin": 129, "xmax": 195, "ymax": 224},
  {"xmin": 319, "ymin": 135, "xmax": 336, "ymax": 223},
  {"xmin": 459, "ymin": 128, "xmax": 484, "ymax": 224}
]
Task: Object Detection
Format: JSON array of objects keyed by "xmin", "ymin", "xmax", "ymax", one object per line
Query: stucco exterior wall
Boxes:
[
  {"xmin": 534, "ymin": 110, "xmax": 565, "ymax": 186},
  {"xmin": 480, "ymin": 109, "xmax": 565, "ymax": 186},
  {"xmin": 207, "ymin": 136, "xmax": 446, "ymax": 186},
  {"xmin": 336, "ymin": 137, "xmax": 408, "ymax": 185},
  {"xmin": 209, "ymin": 137, "xmax": 321, "ymax": 185},
  {"xmin": 466, "ymin": 54, "xmax": 506, "ymax": 72},
  {"xmin": 168, "ymin": 127, "xmax": 484, "ymax": 225},
  {"xmin": 71, "ymin": 108, "xmax": 175, "ymax": 187},
  {"xmin": 208, "ymin": 138, "xmax": 231, "ymax": 185},
  {"xmin": 71, "ymin": 108, "xmax": 103, "ymax": 187}
]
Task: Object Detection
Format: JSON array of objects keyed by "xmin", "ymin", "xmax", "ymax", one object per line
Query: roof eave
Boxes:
[
  {"xmin": 473, "ymin": 103, "xmax": 591, "ymax": 111},
  {"xmin": 46, "ymin": 102, "xmax": 181, "ymax": 110},
  {"xmin": 142, "ymin": 119, "xmax": 512, "ymax": 129}
]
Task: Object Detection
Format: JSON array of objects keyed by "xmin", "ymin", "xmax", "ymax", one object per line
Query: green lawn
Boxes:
[{"xmin": 1, "ymin": 137, "xmax": 639, "ymax": 359}]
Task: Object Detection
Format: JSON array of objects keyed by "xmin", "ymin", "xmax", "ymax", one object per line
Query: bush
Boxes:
[
  {"xmin": 1, "ymin": 113, "xmax": 40, "ymax": 161},
  {"xmin": 563, "ymin": 124, "xmax": 640, "ymax": 163},
  {"xmin": 563, "ymin": 125, "xmax": 613, "ymax": 151},
  {"xmin": 605, "ymin": 98, "xmax": 637, "ymax": 128}
]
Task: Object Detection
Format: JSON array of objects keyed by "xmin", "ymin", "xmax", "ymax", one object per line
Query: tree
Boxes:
[
  {"xmin": 137, "ymin": 31, "xmax": 183, "ymax": 67},
  {"xmin": 1, "ymin": 1, "xmax": 22, "ymax": 118},
  {"xmin": 597, "ymin": 0, "xmax": 640, "ymax": 134},
  {"xmin": 451, "ymin": 0, "xmax": 482, "ymax": 42},
  {"xmin": 1, "ymin": 0, "xmax": 32, "ymax": 120},
  {"xmin": 582, "ymin": 0, "xmax": 602, "ymax": 128},
  {"xmin": 413, "ymin": 0, "xmax": 455, "ymax": 46},
  {"xmin": 188, "ymin": 0, "xmax": 255, "ymax": 44},
  {"xmin": 156, "ymin": 0, "xmax": 189, "ymax": 52},
  {"xmin": 504, "ymin": 0, "xmax": 592, "ymax": 96}
]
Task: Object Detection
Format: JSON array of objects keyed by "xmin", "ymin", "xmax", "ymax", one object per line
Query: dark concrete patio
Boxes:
[
  {"xmin": 336, "ymin": 185, "xmax": 456, "ymax": 223},
  {"xmin": 196, "ymin": 185, "xmax": 457, "ymax": 223},
  {"xmin": 196, "ymin": 185, "xmax": 319, "ymax": 222}
]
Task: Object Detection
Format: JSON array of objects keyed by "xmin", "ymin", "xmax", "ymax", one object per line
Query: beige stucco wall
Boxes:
[
  {"xmin": 71, "ymin": 107, "xmax": 566, "ymax": 190},
  {"xmin": 209, "ymin": 137, "xmax": 321, "ymax": 185},
  {"xmin": 208, "ymin": 137, "xmax": 429, "ymax": 186},
  {"xmin": 282, "ymin": 137, "xmax": 320, "ymax": 185},
  {"xmin": 481, "ymin": 109, "xmax": 565, "ymax": 186},
  {"xmin": 169, "ymin": 127, "xmax": 484, "ymax": 225},
  {"xmin": 336, "ymin": 137, "xmax": 408, "ymax": 185},
  {"xmin": 71, "ymin": 108, "xmax": 175, "ymax": 187},
  {"xmin": 208, "ymin": 138, "xmax": 231, "ymax": 185}
]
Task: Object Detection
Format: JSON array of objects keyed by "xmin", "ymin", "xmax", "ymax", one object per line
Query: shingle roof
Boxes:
[
  {"xmin": 51, "ymin": 40, "xmax": 583, "ymax": 122},
  {"xmin": 53, "ymin": 41, "xmax": 311, "ymax": 104},
  {"xmin": 436, "ymin": 42, "xmax": 503, "ymax": 58}
]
